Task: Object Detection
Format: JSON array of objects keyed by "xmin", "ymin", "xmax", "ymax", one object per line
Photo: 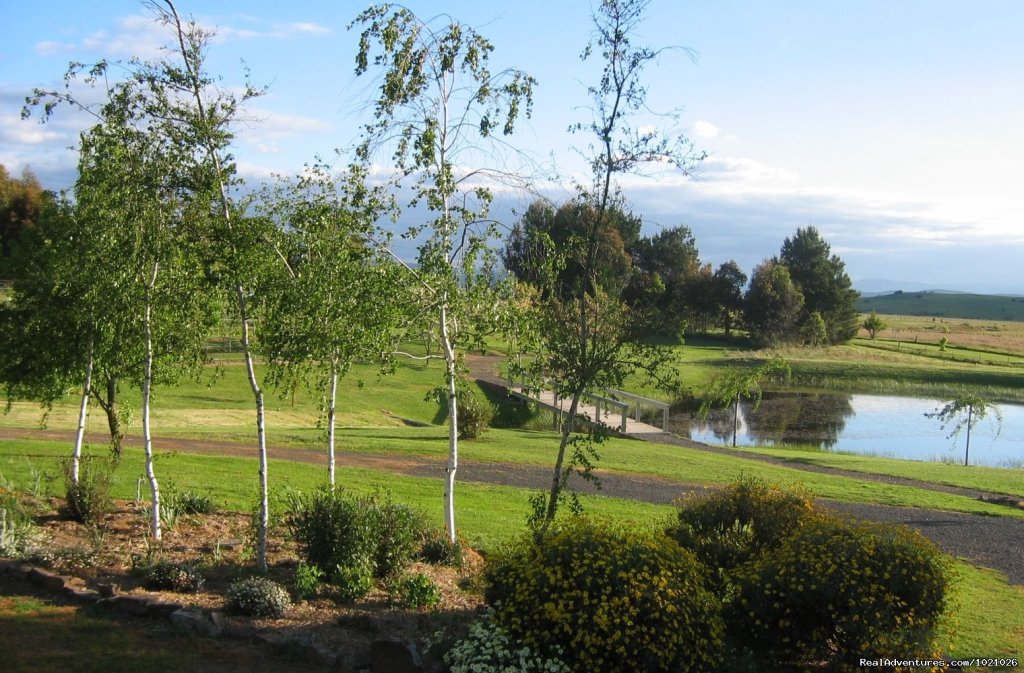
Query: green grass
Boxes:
[
  {"xmin": 2, "ymin": 440, "xmax": 1021, "ymax": 662},
  {"xmin": 0, "ymin": 439, "xmax": 673, "ymax": 551},
  {"xmin": 719, "ymin": 444, "xmax": 1024, "ymax": 499},
  {"xmin": 858, "ymin": 291, "xmax": 1024, "ymax": 322},
  {"xmin": 942, "ymin": 562, "xmax": 1024, "ymax": 662}
]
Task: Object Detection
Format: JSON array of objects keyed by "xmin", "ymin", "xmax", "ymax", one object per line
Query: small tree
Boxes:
[
  {"xmin": 926, "ymin": 393, "xmax": 1002, "ymax": 466},
  {"xmin": 699, "ymin": 357, "xmax": 790, "ymax": 447},
  {"xmin": 862, "ymin": 310, "xmax": 886, "ymax": 339},
  {"xmin": 351, "ymin": 4, "xmax": 536, "ymax": 541}
]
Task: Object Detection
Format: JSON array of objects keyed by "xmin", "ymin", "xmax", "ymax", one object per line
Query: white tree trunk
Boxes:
[
  {"xmin": 71, "ymin": 337, "xmax": 95, "ymax": 486},
  {"xmin": 143, "ymin": 266, "xmax": 161, "ymax": 541},
  {"xmin": 327, "ymin": 359, "xmax": 338, "ymax": 487},
  {"xmin": 439, "ymin": 303, "xmax": 459, "ymax": 542},
  {"xmin": 237, "ymin": 285, "xmax": 268, "ymax": 572}
]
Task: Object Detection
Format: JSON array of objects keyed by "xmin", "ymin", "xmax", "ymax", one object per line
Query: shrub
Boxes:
[
  {"xmin": 0, "ymin": 489, "xmax": 42, "ymax": 559},
  {"xmin": 292, "ymin": 562, "xmax": 324, "ymax": 601},
  {"xmin": 226, "ymin": 577, "xmax": 292, "ymax": 618},
  {"xmin": 169, "ymin": 489, "xmax": 216, "ymax": 515},
  {"xmin": 389, "ymin": 572, "xmax": 441, "ymax": 609},
  {"xmin": 457, "ymin": 389, "xmax": 493, "ymax": 440},
  {"xmin": 142, "ymin": 560, "xmax": 205, "ymax": 592},
  {"xmin": 420, "ymin": 528, "xmax": 464, "ymax": 568},
  {"xmin": 485, "ymin": 518, "xmax": 724, "ymax": 673},
  {"xmin": 731, "ymin": 517, "xmax": 951, "ymax": 667},
  {"xmin": 287, "ymin": 488, "xmax": 426, "ymax": 580},
  {"xmin": 331, "ymin": 560, "xmax": 374, "ymax": 604},
  {"xmin": 371, "ymin": 498, "xmax": 428, "ymax": 578},
  {"xmin": 286, "ymin": 487, "xmax": 373, "ymax": 576},
  {"xmin": 666, "ymin": 477, "xmax": 816, "ymax": 577},
  {"xmin": 445, "ymin": 618, "xmax": 572, "ymax": 673},
  {"xmin": 61, "ymin": 456, "xmax": 115, "ymax": 524}
]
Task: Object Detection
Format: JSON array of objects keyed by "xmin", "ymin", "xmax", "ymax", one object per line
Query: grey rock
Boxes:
[
  {"xmin": 169, "ymin": 608, "xmax": 223, "ymax": 638},
  {"xmin": 28, "ymin": 567, "xmax": 68, "ymax": 591}
]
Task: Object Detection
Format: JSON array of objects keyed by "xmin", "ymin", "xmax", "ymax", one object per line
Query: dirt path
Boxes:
[{"xmin": 3, "ymin": 425, "xmax": 1023, "ymax": 585}]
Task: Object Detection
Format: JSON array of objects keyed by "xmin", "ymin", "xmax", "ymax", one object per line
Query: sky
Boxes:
[{"xmin": 2, "ymin": 1, "xmax": 1023, "ymax": 294}]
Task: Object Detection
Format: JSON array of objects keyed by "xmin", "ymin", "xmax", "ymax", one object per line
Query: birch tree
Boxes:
[
  {"xmin": 258, "ymin": 164, "xmax": 409, "ymax": 486},
  {"xmin": 351, "ymin": 4, "xmax": 535, "ymax": 541}
]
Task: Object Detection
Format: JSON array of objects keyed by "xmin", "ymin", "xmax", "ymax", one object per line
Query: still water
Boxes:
[{"xmin": 677, "ymin": 392, "xmax": 1024, "ymax": 468}]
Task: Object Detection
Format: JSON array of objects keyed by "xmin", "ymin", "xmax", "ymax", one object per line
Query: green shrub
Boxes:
[
  {"xmin": 445, "ymin": 618, "xmax": 572, "ymax": 673},
  {"xmin": 420, "ymin": 528, "xmax": 464, "ymax": 567},
  {"xmin": 732, "ymin": 517, "xmax": 951, "ymax": 667},
  {"xmin": 371, "ymin": 498, "xmax": 428, "ymax": 578},
  {"xmin": 142, "ymin": 560, "xmax": 205, "ymax": 592},
  {"xmin": 666, "ymin": 477, "xmax": 816, "ymax": 577},
  {"xmin": 457, "ymin": 389, "xmax": 493, "ymax": 440},
  {"xmin": 169, "ymin": 489, "xmax": 216, "ymax": 515},
  {"xmin": 287, "ymin": 488, "xmax": 426, "ymax": 579},
  {"xmin": 286, "ymin": 487, "xmax": 374, "ymax": 576},
  {"xmin": 389, "ymin": 572, "xmax": 441, "ymax": 609},
  {"xmin": 226, "ymin": 577, "xmax": 292, "ymax": 618},
  {"xmin": 292, "ymin": 562, "xmax": 324, "ymax": 601},
  {"xmin": 61, "ymin": 456, "xmax": 115, "ymax": 524},
  {"xmin": 485, "ymin": 518, "xmax": 724, "ymax": 673},
  {"xmin": 331, "ymin": 560, "xmax": 374, "ymax": 604}
]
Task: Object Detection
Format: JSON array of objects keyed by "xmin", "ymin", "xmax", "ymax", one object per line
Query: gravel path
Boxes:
[{"xmin": 3, "ymin": 426, "xmax": 1022, "ymax": 585}]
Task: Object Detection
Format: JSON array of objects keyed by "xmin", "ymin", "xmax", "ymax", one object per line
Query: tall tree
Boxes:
[
  {"xmin": 528, "ymin": 0, "xmax": 702, "ymax": 528},
  {"xmin": 351, "ymin": 4, "xmax": 535, "ymax": 541},
  {"xmin": 926, "ymin": 394, "xmax": 1002, "ymax": 467},
  {"xmin": 779, "ymin": 226, "xmax": 859, "ymax": 344},
  {"xmin": 627, "ymin": 224, "xmax": 701, "ymax": 334},
  {"xmin": 744, "ymin": 259, "xmax": 804, "ymax": 347},
  {"xmin": 712, "ymin": 260, "xmax": 747, "ymax": 336},
  {"xmin": 0, "ymin": 165, "xmax": 52, "ymax": 277}
]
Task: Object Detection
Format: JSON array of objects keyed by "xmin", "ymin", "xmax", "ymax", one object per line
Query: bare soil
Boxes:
[{"xmin": 9, "ymin": 492, "xmax": 485, "ymax": 671}]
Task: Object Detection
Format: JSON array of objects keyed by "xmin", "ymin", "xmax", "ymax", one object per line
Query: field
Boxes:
[
  {"xmin": 2, "ymin": 323, "xmax": 1023, "ymax": 666},
  {"xmin": 858, "ymin": 291, "xmax": 1024, "ymax": 322}
]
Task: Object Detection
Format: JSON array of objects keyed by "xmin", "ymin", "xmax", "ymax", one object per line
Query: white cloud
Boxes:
[
  {"xmin": 692, "ymin": 120, "xmax": 721, "ymax": 139},
  {"xmin": 0, "ymin": 115, "xmax": 62, "ymax": 146}
]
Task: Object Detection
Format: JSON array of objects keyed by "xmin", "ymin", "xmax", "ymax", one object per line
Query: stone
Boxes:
[
  {"xmin": 371, "ymin": 638, "xmax": 423, "ymax": 673},
  {"xmin": 169, "ymin": 608, "xmax": 223, "ymax": 638},
  {"xmin": 101, "ymin": 594, "xmax": 153, "ymax": 617},
  {"xmin": 96, "ymin": 582, "xmax": 118, "ymax": 598},
  {"xmin": 64, "ymin": 586, "xmax": 101, "ymax": 604},
  {"xmin": 28, "ymin": 567, "xmax": 69, "ymax": 592},
  {"xmin": 146, "ymin": 599, "xmax": 185, "ymax": 618}
]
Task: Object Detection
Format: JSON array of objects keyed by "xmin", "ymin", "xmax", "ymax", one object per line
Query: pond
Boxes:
[{"xmin": 674, "ymin": 392, "xmax": 1024, "ymax": 468}]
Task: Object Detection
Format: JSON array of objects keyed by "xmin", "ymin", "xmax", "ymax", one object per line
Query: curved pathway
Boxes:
[{"xmin": 2, "ymin": 426, "xmax": 1022, "ymax": 585}]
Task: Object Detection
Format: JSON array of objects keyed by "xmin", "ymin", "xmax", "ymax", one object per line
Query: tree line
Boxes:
[
  {"xmin": 1, "ymin": 0, "xmax": 859, "ymax": 554},
  {"xmin": 503, "ymin": 202, "xmax": 860, "ymax": 347}
]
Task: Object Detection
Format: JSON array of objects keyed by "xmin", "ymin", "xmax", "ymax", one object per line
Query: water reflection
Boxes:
[
  {"xmin": 685, "ymin": 392, "xmax": 855, "ymax": 449},
  {"xmin": 674, "ymin": 391, "xmax": 1024, "ymax": 468}
]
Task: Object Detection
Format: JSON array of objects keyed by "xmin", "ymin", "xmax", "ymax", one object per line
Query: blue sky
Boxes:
[{"xmin": 3, "ymin": 1, "xmax": 1023, "ymax": 293}]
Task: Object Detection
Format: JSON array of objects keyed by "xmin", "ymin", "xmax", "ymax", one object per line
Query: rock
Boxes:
[
  {"xmin": 371, "ymin": 638, "xmax": 423, "ymax": 673},
  {"xmin": 169, "ymin": 608, "xmax": 223, "ymax": 638},
  {"xmin": 64, "ymin": 586, "xmax": 101, "ymax": 604},
  {"xmin": 28, "ymin": 567, "xmax": 70, "ymax": 592},
  {"xmin": 96, "ymin": 582, "xmax": 118, "ymax": 598},
  {"xmin": 0, "ymin": 561, "xmax": 33, "ymax": 579},
  {"xmin": 146, "ymin": 599, "xmax": 184, "ymax": 618},
  {"xmin": 101, "ymin": 595, "xmax": 153, "ymax": 617}
]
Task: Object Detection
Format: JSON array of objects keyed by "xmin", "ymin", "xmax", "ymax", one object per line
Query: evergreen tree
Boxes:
[{"xmin": 778, "ymin": 226, "xmax": 859, "ymax": 343}]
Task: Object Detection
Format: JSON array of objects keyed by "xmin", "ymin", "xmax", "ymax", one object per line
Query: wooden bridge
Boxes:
[{"xmin": 506, "ymin": 379, "xmax": 669, "ymax": 435}]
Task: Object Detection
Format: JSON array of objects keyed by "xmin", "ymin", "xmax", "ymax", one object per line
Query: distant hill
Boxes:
[
  {"xmin": 857, "ymin": 291, "xmax": 1024, "ymax": 322},
  {"xmin": 855, "ymin": 278, "xmax": 1022, "ymax": 295}
]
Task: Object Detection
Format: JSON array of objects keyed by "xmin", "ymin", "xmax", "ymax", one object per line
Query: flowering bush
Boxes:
[
  {"xmin": 732, "ymin": 516, "xmax": 951, "ymax": 667},
  {"xmin": 142, "ymin": 560, "xmax": 205, "ymax": 592},
  {"xmin": 226, "ymin": 577, "xmax": 292, "ymax": 618},
  {"xmin": 666, "ymin": 477, "xmax": 816, "ymax": 577},
  {"xmin": 485, "ymin": 518, "xmax": 723, "ymax": 673}
]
